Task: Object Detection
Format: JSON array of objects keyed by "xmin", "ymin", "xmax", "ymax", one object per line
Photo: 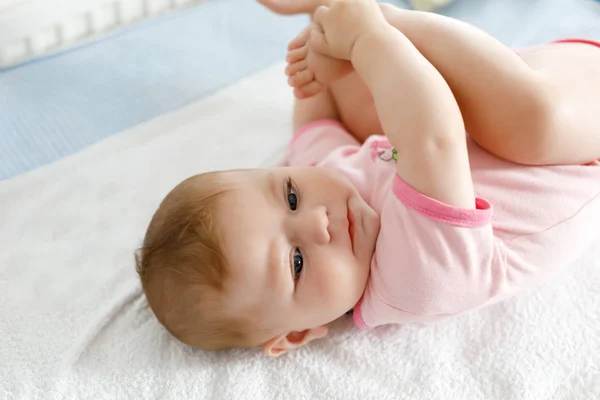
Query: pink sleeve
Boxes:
[
  {"xmin": 286, "ymin": 120, "xmax": 360, "ymax": 167},
  {"xmin": 354, "ymin": 175, "xmax": 507, "ymax": 329}
]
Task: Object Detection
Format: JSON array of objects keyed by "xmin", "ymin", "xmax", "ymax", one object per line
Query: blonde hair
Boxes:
[{"xmin": 136, "ymin": 172, "xmax": 255, "ymax": 350}]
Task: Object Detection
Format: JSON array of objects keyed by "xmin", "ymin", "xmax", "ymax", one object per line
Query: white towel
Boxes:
[{"xmin": 1, "ymin": 63, "xmax": 599, "ymax": 400}]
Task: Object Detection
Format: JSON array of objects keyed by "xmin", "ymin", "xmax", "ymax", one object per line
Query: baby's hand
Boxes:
[{"xmin": 311, "ymin": 0, "xmax": 388, "ymax": 60}]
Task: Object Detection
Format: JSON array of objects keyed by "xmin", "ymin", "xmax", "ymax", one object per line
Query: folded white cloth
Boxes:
[{"xmin": 1, "ymin": 63, "xmax": 599, "ymax": 400}]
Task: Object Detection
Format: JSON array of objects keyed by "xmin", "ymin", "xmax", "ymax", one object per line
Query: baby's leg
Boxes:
[
  {"xmin": 286, "ymin": 21, "xmax": 381, "ymax": 143},
  {"xmin": 517, "ymin": 42, "xmax": 600, "ymax": 163},
  {"xmin": 262, "ymin": 0, "xmax": 387, "ymax": 142},
  {"xmin": 285, "ymin": 26, "xmax": 354, "ymax": 99},
  {"xmin": 286, "ymin": 3, "xmax": 600, "ymax": 164},
  {"xmin": 380, "ymin": 6, "xmax": 600, "ymax": 165}
]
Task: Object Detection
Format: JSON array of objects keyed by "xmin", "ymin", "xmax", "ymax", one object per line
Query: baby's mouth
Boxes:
[{"xmin": 347, "ymin": 208, "xmax": 355, "ymax": 250}]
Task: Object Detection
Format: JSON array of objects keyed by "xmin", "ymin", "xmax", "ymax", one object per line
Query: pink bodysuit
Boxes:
[{"xmin": 287, "ymin": 120, "xmax": 600, "ymax": 329}]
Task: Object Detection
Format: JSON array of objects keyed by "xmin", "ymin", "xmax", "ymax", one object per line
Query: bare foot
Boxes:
[
  {"xmin": 285, "ymin": 25, "xmax": 354, "ymax": 99},
  {"xmin": 257, "ymin": 0, "xmax": 332, "ymax": 15}
]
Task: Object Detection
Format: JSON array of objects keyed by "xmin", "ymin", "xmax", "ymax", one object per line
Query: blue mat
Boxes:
[
  {"xmin": 1, "ymin": 0, "xmax": 599, "ymax": 180},
  {"xmin": 0, "ymin": 0, "xmax": 309, "ymax": 180}
]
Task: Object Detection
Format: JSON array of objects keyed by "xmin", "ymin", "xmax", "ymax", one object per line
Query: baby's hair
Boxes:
[{"xmin": 136, "ymin": 172, "xmax": 254, "ymax": 350}]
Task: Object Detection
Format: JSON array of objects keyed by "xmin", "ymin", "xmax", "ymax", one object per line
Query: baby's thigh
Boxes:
[
  {"xmin": 519, "ymin": 42, "xmax": 600, "ymax": 164},
  {"xmin": 329, "ymin": 72, "xmax": 383, "ymax": 143}
]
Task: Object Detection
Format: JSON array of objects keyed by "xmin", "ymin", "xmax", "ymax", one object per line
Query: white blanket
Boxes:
[{"xmin": 1, "ymin": 63, "xmax": 599, "ymax": 400}]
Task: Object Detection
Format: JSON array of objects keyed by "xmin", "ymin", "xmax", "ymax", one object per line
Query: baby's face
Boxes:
[{"xmin": 217, "ymin": 167, "xmax": 380, "ymax": 340}]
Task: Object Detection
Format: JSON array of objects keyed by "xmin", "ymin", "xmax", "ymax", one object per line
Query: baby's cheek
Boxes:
[{"xmin": 322, "ymin": 257, "xmax": 362, "ymax": 304}]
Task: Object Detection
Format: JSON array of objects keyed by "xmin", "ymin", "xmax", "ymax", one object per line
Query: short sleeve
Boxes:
[
  {"xmin": 354, "ymin": 174, "xmax": 507, "ymax": 329},
  {"xmin": 286, "ymin": 120, "xmax": 360, "ymax": 167}
]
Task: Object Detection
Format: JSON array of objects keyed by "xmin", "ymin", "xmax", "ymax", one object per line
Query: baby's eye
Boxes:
[
  {"xmin": 292, "ymin": 248, "xmax": 303, "ymax": 281},
  {"xmin": 286, "ymin": 179, "xmax": 298, "ymax": 211}
]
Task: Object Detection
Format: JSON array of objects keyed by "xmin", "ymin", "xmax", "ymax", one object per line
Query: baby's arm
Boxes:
[
  {"xmin": 351, "ymin": 24, "xmax": 474, "ymax": 209},
  {"xmin": 378, "ymin": 5, "xmax": 551, "ymax": 164}
]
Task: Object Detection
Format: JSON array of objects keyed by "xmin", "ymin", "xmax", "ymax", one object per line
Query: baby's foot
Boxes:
[
  {"xmin": 258, "ymin": 0, "xmax": 332, "ymax": 15},
  {"xmin": 285, "ymin": 25, "xmax": 354, "ymax": 99}
]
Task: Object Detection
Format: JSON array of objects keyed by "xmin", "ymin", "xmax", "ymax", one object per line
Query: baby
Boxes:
[{"xmin": 136, "ymin": 0, "xmax": 600, "ymax": 356}]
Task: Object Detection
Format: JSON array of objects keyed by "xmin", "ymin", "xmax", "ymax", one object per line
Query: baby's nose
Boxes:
[{"xmin": 305, "ymin": 205, "xmax": 330, "ymax": 245}]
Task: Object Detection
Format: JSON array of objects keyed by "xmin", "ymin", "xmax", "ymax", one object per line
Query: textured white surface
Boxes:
[
  {"xmin": 1, "ymin": 63, "xmax": 600, "ymax": 399},
  {"xmin": 0, "ymin": 0, "xmax": 202, "ymax": 68}
]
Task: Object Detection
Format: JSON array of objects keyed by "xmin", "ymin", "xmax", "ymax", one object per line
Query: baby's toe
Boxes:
[
  {"xmin": 293, "ymin": 81, "xmax": 324, "ymax": 99},
  {"xmin": 286, "ymin": 46, "xmax": 308, "ymax": 64},
  {"xmin": 288, "ymin": 26, "xmax": 311, "ymax": 50},
  {"xmin": 287, "ymin": 69, "xmax": 314, "ymax": 88},
  {"xmin": 285, "ymin": 59, "xmax": 308, "ymax": 77}
]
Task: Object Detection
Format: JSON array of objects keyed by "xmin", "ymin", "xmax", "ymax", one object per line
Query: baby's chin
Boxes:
[{"xmin": 338, "ymin": 284, "xmax": 368, "ymax": 321}]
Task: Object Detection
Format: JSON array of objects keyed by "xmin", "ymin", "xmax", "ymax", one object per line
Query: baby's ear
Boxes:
[{"xmin": 262, "ymin": 326, "xmax": 329, "ymax": 357}]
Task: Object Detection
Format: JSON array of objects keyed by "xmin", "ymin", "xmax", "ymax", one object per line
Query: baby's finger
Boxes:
[
  {"xmin": 309, "ymin": 23, "xmax": 331, "ymax": 57},
  {"xmin": 312, "ymin": 4, "xmax": 329, "ymax": 26},
  {"xmin": 257, "ymin": 0, "xmax": 302, "ymax": 15}
]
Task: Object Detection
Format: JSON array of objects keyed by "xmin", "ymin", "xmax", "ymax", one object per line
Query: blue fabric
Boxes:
[
  {"xmin": 0, "ymin": 0, "xmax": 309, "ymax": 180},
  {"xmin": 0, "ymin": 0, "xmax": 599, "ymax": 180}
]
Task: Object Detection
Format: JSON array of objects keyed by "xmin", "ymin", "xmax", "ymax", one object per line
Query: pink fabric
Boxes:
[
  {"xmin": 352, "ymin": 299, "xmax": 368, "ymax": 329},
  {"xmin": 291, "ymin": 119, "xmax": 346, "ymax": 144},
  {"xmin": 392, "ymin": 176, "xmax": 492, "ymax": 228},
  {"xmin": 552, "ymin": 38, "xmax": 600, "ymax": 48},
  {"xmin": 286, "ymin": 120, "xmax": 360, "ymax": 168},
  {"xmin": 287, "ymin": 121, "xmax": 600, "ymax": 329}
]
